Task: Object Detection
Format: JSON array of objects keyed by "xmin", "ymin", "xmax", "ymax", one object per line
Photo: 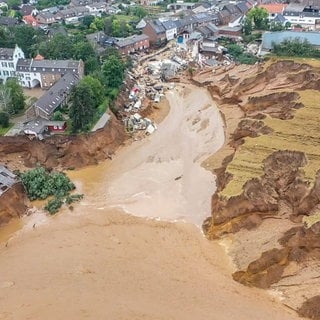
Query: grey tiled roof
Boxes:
[
  {"xmin": 161, "ymin": 20, "xmax": 177, "ymax": 30},
  {"xmin": 35, "ymin": 73, "xmax": 79, "ymax": 116},
  {"xmin": 0, "ymin": 47, "xmax": 14, "ymax": 60},
  {"xmin": 148, "ymin": 20, "xmax": 165, "ymax": 34}
]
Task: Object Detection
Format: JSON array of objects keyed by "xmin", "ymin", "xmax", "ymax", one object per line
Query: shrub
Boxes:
[
  {"xmin": 0, "ymin": 112, "xmax": 9, "ymax": 128},
  {"xmin": 45, "ymin": 197, "xmax": 64, "ymax": 215},
  {"xmin": 20, "ymin": 167, "xmax": 79, "ymax": 215}
]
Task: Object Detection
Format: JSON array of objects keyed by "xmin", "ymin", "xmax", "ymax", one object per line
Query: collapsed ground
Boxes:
[{"xmin": 195, "ymin": 59, "xmax": 320, "ymax": 319}]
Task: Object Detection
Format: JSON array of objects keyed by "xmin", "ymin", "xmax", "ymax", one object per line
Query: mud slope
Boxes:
[
  {"xmin": 198, "ymin": 59, "xmax": 320, "ymax": 318},
  {"xmin": 0, "ymin": 116, "xmax": 127, "ymax": 169}
]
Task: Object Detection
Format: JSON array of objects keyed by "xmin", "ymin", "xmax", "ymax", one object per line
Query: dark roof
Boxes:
[
  {"xmin": 35, "ymin": 73, "xmax": 79, "ymax": 116},
  {"xmin": 47, "ymin": 26, "xmax": 67, "ymax": 37},
  {"xmin": 148, "ymin": 20, "xmax": 165, "ymax": 34},
  {"xmin": 236, "ymin": 2, "xmax": 249, "ymax": 14},
  {"xmin": 273, "ymin": 14, "xmax": 287, "ymax": 23},
  {"xmin": 223, "ymin": 4, "xmax": 241, "ymax": 15},
  {"xmin": 0, "ymin": 47, "xmax": 14, "ymax": 59},
  {"xmin": 161, "ymin": 20, "xmax": 177, "ymax": 30},
  {"xmin": 0, "ymin": 16, "xmax": 19, "ymax": 26},
  {"xmin": 20, "ymin": 4, "xmax": 35, "ymax": 15},
  {"xmin": 37, "ymin": 11, "xmax": 55, "ymax": 19}
]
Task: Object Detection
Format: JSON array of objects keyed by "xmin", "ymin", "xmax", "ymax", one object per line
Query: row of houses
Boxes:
[{"xmin": 0, "ymin": 45, "xmax": 83, "ymax": 122}]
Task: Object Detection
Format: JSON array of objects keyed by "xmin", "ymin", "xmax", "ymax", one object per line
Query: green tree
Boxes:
[
  {"xmin": 82, "ymin": 15, "xmax": 95, "ymax": 28},
  {"xmin": 81, "ymin": 76, "xmax": 104, "ymax": 108},
  {"xmin": 90, "ymin": 17, "xmax": 105, "ymax": 31},
  {"xmin": 247, "ymin": 7, "xmax": 269, "ymax": 30},
  {"xmin": 72, "ymin": 40, "xmax": 96, "ymax": 62},
  {"xmin": 5, "ymin": 79, "xmax": 25, "ymax": 114},
  {"xmin": 0, "ymin": 83, "xmax": 11, "ymax": 112},
  {"xmin": 7, "ymin": 0, "xmax": 20, "ymax": 9},
  {"xmin": 69, "ymin": 82, "xmax": 95, "ymax": 132},
  {"xmin": 132, "ymin": 6, "xmax": 147, "ymax": 18},
  {"xmin": 38, "ymin": 33, "xmax": 73, "ymax": 59},
  {"xmin": 84, "ymin": 56, "xmax": 100, "ymax": 75},
  {"xmin": 102, "ymin": 54, "xmax": 125, "ymax": 88},
  {"xmin": 104, "ymin": 16, "xmax": 113, "ymax": 35},
  {"xmin": 243, "ymin": 18, "xmax": 253, "ymax": 35},
  {"xmin": 13, "ymin": 25, "xmax": 39, "ymax": 58}
]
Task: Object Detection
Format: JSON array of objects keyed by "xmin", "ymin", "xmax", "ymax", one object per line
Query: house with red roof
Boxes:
[
  {"xmin": 23, "ymin": 15, "xmax": 39, "ymax": 27},
  {"xmin": 258, "ymin": 3, "xmax": 288, "ymax": 20}
]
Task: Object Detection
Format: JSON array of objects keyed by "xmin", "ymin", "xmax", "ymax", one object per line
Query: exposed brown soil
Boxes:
[
  {"xmin": 0, "ymin": 183, "xmax": 28, "ymax": 227},
  {"xmin": 194, "ymin": 59, "xmax": 320, "ymax": 318},
  {"xmin": 0, "ymin": 115, "xmax": 127, "ymax": 170}
]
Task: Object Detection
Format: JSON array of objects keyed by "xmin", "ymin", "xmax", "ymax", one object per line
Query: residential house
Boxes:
[
  {"xmin": 70, "ymin": 0, "xmax": 106, "ymax": 6},
  {"xmin": 36, "ymin": 11, "xmax": 56, "ymax": 24},
  {"xmin": 0, "ymin": 45, "xmax": 24, "ymax": 83},
  {"xmin": 161, "ymin": 20, "xmax": 178, "ymax": 41},
  {"xmin": 87, "ymin": 2, "xmax": 107, "ymax": 15},
  {"xmin": 258, "ymin": 3, "xmax": 287, "ymax": 21},
  {"xmin": 115, "ymin": 34, "xmax": 150, "ymax": 55},
  {"xmin": 54, "ymin": 6, "xmax": 90, "ymax": 23},
  {"xmin": 23, "ymin": 118, "xmax": 67, "ymax": 138},
  {"xmin": 217, "ymin": 25, "xmax": 242, "ymax": 39},
  {"xmin": 167, "ymin": 1, "xmax": 197, "ymax": 11},
  {"xmin": 20, "ymin": 4, "xmax": 38, "ymax": 16},
  {"xmin": 196, "ymin": 22, "xmax": 218, "ymax": 38},
  {"xmin": 15, "ymin": 58, "xmax": 84, "ymax": 89},
  {"xmin": 143, "ymin": 20, "xmax": 166, "ymax": 46},
  {"xmin": 283, "ymin": 2, "xmax": 320, "ymax": 30},
  {"xmin": 27, "ymin": 73, "xmax": 80, "ymax": 120}
]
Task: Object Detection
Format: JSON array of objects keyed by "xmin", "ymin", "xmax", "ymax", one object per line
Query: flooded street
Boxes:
[{"xmin": 0, "ymin": 84, "xmax": 300, "ymax": 320}]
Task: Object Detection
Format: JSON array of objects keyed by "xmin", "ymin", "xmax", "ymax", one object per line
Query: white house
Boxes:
[
  {"xmin": 283, "ymin": 2, "xmax": 320, "ymax": 30},
  {"xmin": 161, "ymin": 20, "xmax": 177, "ymax": 41},
  {"xmin": 0, "ymin": 45, "xmax": 25, "ymax": 83}
]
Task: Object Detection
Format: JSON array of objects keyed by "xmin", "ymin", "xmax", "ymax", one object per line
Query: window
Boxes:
[
  {"xmin": 10, "ymin": 71, "xmax": 15, "ymax": 76},
  {"xmin": 1, "ymin": 62, "xmax": 7, "ymax": 67},
  {"xmin": 8, "ymin": 62, "xmax": 14, "ymax": 68},
  {"xmin": 3, "ymin": 71, "xmax": 9, "ymax": 76}
]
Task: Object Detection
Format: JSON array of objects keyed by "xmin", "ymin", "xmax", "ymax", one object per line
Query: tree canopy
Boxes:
[
  {"xmin": 247, "ymin": 7, "xmax": 269, "ymax": 30},
  {"xmin": 102, "ymin": 52, "xmax": 125, "ymax": 88},
  {"xmin": 4, "ymin": 79, "xmax": 25, "ymax": 115},
  {"xmin": 69, "ymin": 82, "xmax": 95, "ymax": 132}
]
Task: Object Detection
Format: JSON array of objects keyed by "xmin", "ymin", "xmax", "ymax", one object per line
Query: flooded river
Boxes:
[
  {"xmin": 68, "ymin": 85, "xmax": 225, "ymax": 226},
  {"xmin": 0, "ymin": 85, "xmax": 300, "ymax": 320}
]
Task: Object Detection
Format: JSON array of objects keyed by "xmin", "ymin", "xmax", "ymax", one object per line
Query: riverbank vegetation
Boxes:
[{"xmin": 20, "ymin": 167, "xmax": 83, "ymax": 214}]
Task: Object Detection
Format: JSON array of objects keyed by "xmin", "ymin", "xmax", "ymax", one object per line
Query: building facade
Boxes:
[{"xmin": 0, "ymin": 45, "xmax": 25, "ymax": 83}]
